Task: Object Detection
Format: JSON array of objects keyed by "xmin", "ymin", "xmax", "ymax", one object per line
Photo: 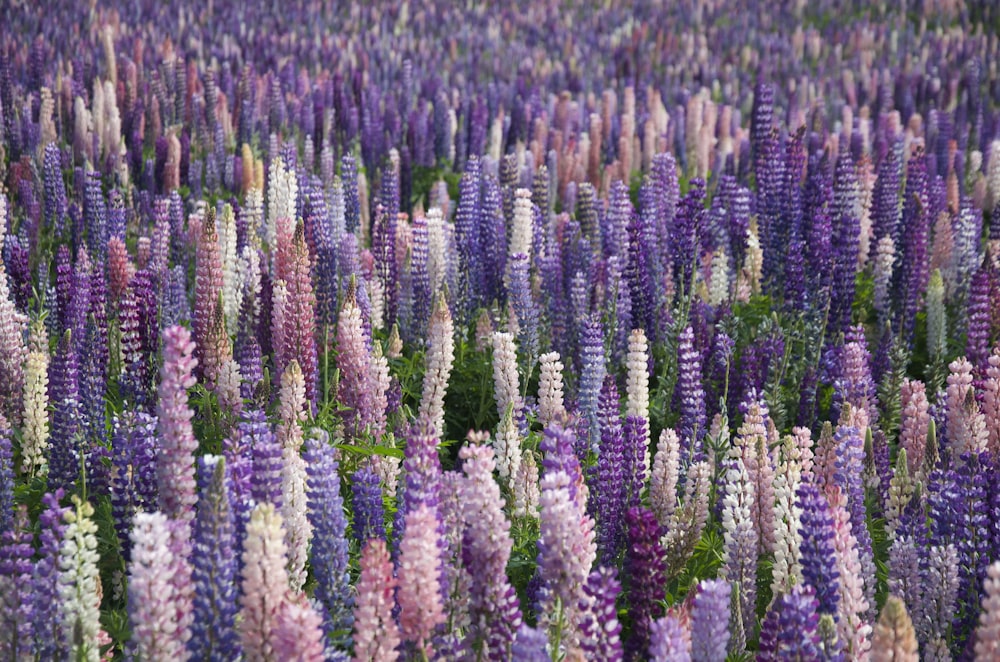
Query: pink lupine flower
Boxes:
[
  {"xmin": 239, "ymin": 503, "xmax": 292, "ymax": 662},
  {"xmin": 156, "ymin": 325, "xmax": 199, "ymax": 523},
  {"xmin": 352, "ymin": 538, "xmax": 400, "ymax": 662},
  {"xmin": 128, "ymin": 512, "xmax": 187, "ymax": 661},
  {"xmin": 272, "ymin": 221, "xmax": 318, "ymax": 407},
  {"xmin": 272, "ymin": 597, "xmax": 327, "ymax": 662},
  {"xmin": 946, "ymin": 357, "xmax": 988, "ymax": 457},
  {"xmin": 975, "ymin": 561, "xmax": 1000, "ymax": 661},
  {"xmin": 899, "ymin": 380, "xmax": 930, "ymax": 480},
  {"xmin": 397, "ymin": 504, "xmax": 446, "ymax": 657},
  {"xmin": 982, "ymin": 348, "xmax": 1000, "ymax": 456},
  {"xmin": 336, "ymin": 281, "xmax": 374, "ymax": 441}
]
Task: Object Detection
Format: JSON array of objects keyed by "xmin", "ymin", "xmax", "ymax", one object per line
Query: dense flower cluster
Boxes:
[{"xmin": 1, "ymin": 0, "xmax": 1000, "ymax": 659}]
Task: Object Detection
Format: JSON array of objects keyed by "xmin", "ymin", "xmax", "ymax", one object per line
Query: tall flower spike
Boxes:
[
  {"xmin": 303, "ymin": 430, "xmax": 353, "ymax": 644},
  {"xmin": 188, "ymin": 456, "xmax": 240, "ymax": 660},
  {"xmin": 239, "ymin": 503, "xmax": 291, "ymax": 662},
  {"xmin": 351, "ymin": 463, "xmax": 386, "ymax": 545},
  {"xmin": 278, "ymin": 361, "xmax": 310, "ymax": 591},
  {"xmin": 129, "ymin": 511, "xmax": 187, "ymax": 661},
  {"xmin": 720, "ymin": 453, "xmax": 758, "ymax": 649},
  {"xmin": 418, "ymin": 293, "xmax": 455, "ymax": 438},
  {"xmin": 945, "ymin": 357, "xmax": 988, "ymax": 457},
  {"xmin": 491, "ymin": 331, "xmax": 524, "ymax": 480},
  {"xmin": 352, "ymin": 538, "xmax": 400, "ymax": 662},
  {"xmin": 32, "ymin": 491, "xmax": 69, "ymax": 658},
  {"xmin": 48, "ymin": 329, "xmax": 82, "ymax": 493},
  {"xmin": 20, "ymin": 321, "xmax": 49, "ymax": 476},
  {"xmin": 0, "ymin": 506, "xmax": 35, "ymax": 660},
  {"xmin": 828, "ymin": 486, "xmax": 871, "ymax": 658},
  {"xmin": 796, "ymin": 482, "xmax": 840, "ymax": 616},
  {"xmin": 899, "ymin": 380, "xmax": 930, "ymax": 480},
  {"xmin": 690, "ymin": 579, "xmax": 730, "ymax": 662},
  {"xmin": 757, "ymin": 584, "xmax": 822, "ymax": 662},
  {"xmin": 577, "ymin": 567, "xmax": 623, "ymax": 661},
  {"xmin": 460, "ymin": 443, "xmax": 522, "ymax": 657},
  {"xmin": 649, "ymin": 428, "xmax": 681, "ymax": 527},
  {"xmin": 870, "ymin": 596, "xmax": 918, "ymax": 662},
  {"xmin": 578, "ymin": 316, "xmax": 606, "ymax": 451},
  {"xmin": 648, "ymin": 613, "xmax": 690, "ymax": 662},
  {"xmin": 57, "ymin": 496, "xmax": 101, "ymax": 662},
  {"xmin": 677, "ymin": 325, "xmax": 706, "ymax": 462},
  {"xmin": 771, "ymin": 434, "xmax": 804, "ymax": 596},
  {"xmin": 397, "ymin": 504, "xmax": 446, "ymax": 657},
  {"xmin": 537, "ymin": 351, "xmax": 566, "ymax": 427},
  {"xmin": 624, "ymin": 507, "xmax": 667, "ymax": 660},
  {"xmin": 536, "ymin": 468, "xmax": 596, "ymax": 648},
  {"xmin": 194, "ymin": 208, "xmax": 223, "ymax": 387},
  {"xmin": 336, "ymin": 282, "xmax": 374, "ymax": 441},
  {"xmin": 975, "ymin": 561, "xmax": 1000, "ymax": 661},
  {"xmin": 985, "ymin": 349, "xmax": 1000, "ymax": 456},
  {"xmin": 156, "ymin": 326, "xmax": 199, "ymax": 522}
]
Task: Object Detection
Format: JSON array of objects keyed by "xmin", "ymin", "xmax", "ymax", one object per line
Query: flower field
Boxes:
[{"xmin": 2, "ymin": 0, "xmax": 1000, "ymax": 659}]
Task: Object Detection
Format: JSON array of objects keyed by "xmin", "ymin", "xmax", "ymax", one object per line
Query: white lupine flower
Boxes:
[
  {"xmin": 418, "ymin": 294, "xmax": 455, "ymax": 439},
  {"xmin": 426, "ymin": 207, "xmax": 447, "ymax": 297},
  {"xmin": 493, "ymin": 408, "xmax": 522, "ymax": 482},
  {"xmin": 330, "ymin": 177, "xmax": 346, "ymax": 240},
  {"xmin": 770, "ymin": 435, "xmax": 804, "ymax": 597},
  {"xmin": 708, "ymin": 246, "xmax": 730, "ymax": 306},
  {"xmin": 926, "ymin": 270, "xmax": 947, "ymax": 361},
  {"xmin": 367, "ymin": 276, "xmax": 385, "ymax": 332},
  {"xmin": 649, "ymin": 428, "xmax": 681, "ymax": 527},
  {"xmin": 266, "ymin": 157, "xmax": 298, "ymax": 252},
  {"xmin": 282, "ymin": 448, "xmax": 311, "ymax": 592},
  {"xmin": 857, "ymin": 157, "xmax": 875, "ymax": 268},
  {"xmin": 22, "ymin": 322, "xmax": 50, "ymax": 476},
  {"xmin": 537, "ymin": 351, "xmax": 566, "ymax": 427},
  {"xmin": 975, "ymin": 562, "xmax": 1000, "ymax": 661},
  {"xmin": 872, "ymin": 236, "xmax": 895, "ymax": 319},
  {"xmin": 744, "ymin": 218, "xmax": 764, "ymax": 294},
  {"xmin": 490, "ymin": 331, "xmax": 524, "ymax": 478},
  {"xmin": 278, "ymin": 361, "xmax": 311, "ymax": 591},
  {"xmin": 244, "ymin": 188, "xmax": 265, "ymax": 244},
  {"xmin": 625, "ymin": 328, "xmax": 652, "ymax": 474},
  {"xmin": 219, "ymin": 204, "xmax": 242, "ymax": 335},
  {"xmin": 216, "ymin": 359, "xmax": 243, "ymax": 415},
  {"xmin": 58, "ymin": 497, "xmax": 102, "ymax": 662},
  {"xmin": 238, "ymin": 240, "xmax": 262, "ymax": 328},
  {"xmin": 512, "ymin": 451, "xmax": 540, "ymax": 518},
  {"xmin": 510, "ymin": 189, "xmax": 534, "ymax": 259},
  {"xmin": 129, "ymin": 512, "xmax": 185, "ymax": 661}
]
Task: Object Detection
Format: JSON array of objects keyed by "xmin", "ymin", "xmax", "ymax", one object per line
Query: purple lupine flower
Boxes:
[
  {"xmin": 83, "ymin": 170, "xmax": 107, "ymax": 262},
  {"xmin": 394, "ymin": 428, "xmax": 442, "ymax": 559},
  {"xmin": 32, "ymin": 491, "xmax": 70, "ymax": 660},
  {"xmin": 796, "ymin": 482, "xmax": 840, "ymax": 616},
  {"xmin": 872, "ymin": 137, "xmax": 903, "ymax": 244},
  {"xmin": 676, "ymin": 326, "xmax": 706, "ymax": 462},
  {"xmin": 0, "ymin": 506, "xmax": 34, "ymax": 659},
  {"xmin": 672, "ymin": 179, "xmax": 705, "ymax": 291},
  {"xmin": 303, "ymin": 430, "xmax": 353, "ymax": 644},
  {"xmin": 458, "ymin": 443, "xmax": 521, "ymax": 658},
  {"xmin": 833, "ymin": 424, "xmax": 875, "ymax": 612},
  {"xmin": 577, "ymin": 316, "xmax": 606, "ymax": 451},
  {"xmin": 43, "ymin": 142, "xmax": 67, "ymax": 237},
  {"xmin": 592, "ymin": 375, "xmax": 626, "ymax": 564},
  {"xmin": 244, "ymin": 410, "xmax": 282, "ymax": 509},
  {"xmin": 119, "ymin": 286, "xmax": 152, "ymax": 411},
  {"xmin": 577, "ymin": 567, "xmax": 623, "ymax": 661},
  {"xmin": 893, "ymin": 149, "xmax": 930, "ymax": 342},
  {"xmin": 0, "ymin": 416, "xmax": 12, "ymax": 534},
  {"xmin": 604, "ymin": 180, "xmax": 632, "ymax": 264},
  {"xmin": 479, "ymin": 175, "xmax": 506, "ymax": 307},
  {"xmin": 341, "ymin": 155, "xmax": 360, "ymax": 236},
  {"xmin": 371, "ymin": 205, "xmax": 398, "ymax": 329},
  {"xmin": 648, "ymin": 613, "xmax": 690, "ymax": 662},
  {"xmin": 757, "ymin": 584, "xmax": 823, "ymax": 662},
  {"xmin": 351, "ymin": 463, "xmax": 386, "ymax": 546},
  {"xmin": 507, "ymin": 252, "xmax": 539, "ymax": 359},
  {"xmin": 829, "ymin": 153, "xmax": 860, "ymax": 335},
  {"xmin": 540, "ymin": 423, "xmax": 587, "ymax": 507},
  {"xmin": 967, "ymin": 261, "xmax": 992, "ymax": 373},
  {"xmin": 79, "ymin": 315, "xmax": 107, "ymax": 445},
  {"xmin": 48, "ymin": 329, "xmax": 81, "ymax": 493},
  {"xmin": 802, "ymin": 151, "xmax": 834, "ymax": 302},
  {"xmin": 624, "ymin": 506, "xmax": 667, "ymax": 660},
  {"xmin": 623, "ymin": 415, "xmax": 648, "ymax": 509},
  {"xmin": 188, "ymin": 456, "xmax": 241, "ymax": 660},
  {"xmin": 110, "ymin": 412, "xmax": 158, "ymax": 561},
  {"xmin": 511, "ymin": 624, "xmax": 550, "ymax": 662},
  {"xmin": 690, "ymin": 578, "xmax": 730, "ymax": 662},
  {"xmin": 454, "ymin": 157, "xmax": 482, "ymax": 317}
]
